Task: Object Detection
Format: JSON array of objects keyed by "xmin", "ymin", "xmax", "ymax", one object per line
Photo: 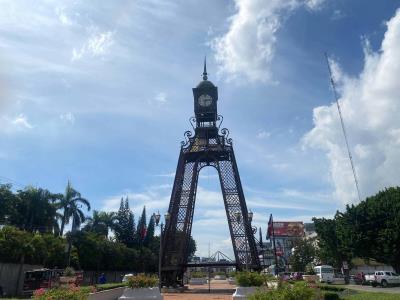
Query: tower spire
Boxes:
[{"xmin": 203, "ymin": 56, "xmax": 208, "ymax": 80}]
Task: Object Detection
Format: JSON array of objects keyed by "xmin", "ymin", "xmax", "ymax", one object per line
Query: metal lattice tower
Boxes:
[
  {"xmin": 160, "ymin": 61, "xmax": 260, "ymax": 286},
  {"xmin": 325, "ymin": 53, "xmax": 362, "ymax": 202}
]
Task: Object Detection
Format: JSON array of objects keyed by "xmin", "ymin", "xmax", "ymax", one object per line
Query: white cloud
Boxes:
[
  {"xmin": 72, "ymin": 31, "xmax": 115, "ymax": 61},
  {"xmin": 101, "ymin": 185, "xmax": 171, "ymax": 214},
  {"xmin": 0, "ymin": 114, "xmax": 34, "ymax": 134},
  {"xmin": 331, "ymin": 9, "xmax": 345, "ymax": 21},
  {"xmin": 211, "ymin": 0, "xmax": 326, "ymax": 82},
  {"xmin": 12, "ymin": 114, "xmax": 33, "ymax": 129},
  {"xmin": 212, "ymin": 0, "xmax": 292, "ymax": 82},
  {"xmin": 55, "ymin": 7, "xmax": 72, "ymax": 26},
  {"xmin": 256, "ymin": 129, "xmax": 271, "ymax": 139},
  {"xmin": 304, "ymin": 0, "xmax": 326, "ymax": 11},
  {"xmin": 60, "ymin": 112, "xmax": 75, "ymax": 124},
  {"xmin": 303, "ymin": 9, "xmax": 400, "ymax": 204},
  {"xmin": 154, "ymin": 172, "xmax": 175, "ymax": 178},
  {"xmin": 154, "ymin": 92, "xmax": 167, "ymax": 103}
]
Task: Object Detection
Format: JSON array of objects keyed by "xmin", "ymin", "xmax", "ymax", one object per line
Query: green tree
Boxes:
[
  {"xmin": 187, "ymin": 235, "xmax": 197, "ymax": 259},
  {"xmin": 115, "ymin": 197, "xmax": 135, "ymax": 246},
  {"xmin": 312, "ymin": 217, "xmax": 342, "ymax": 268},
  {"xmin": 16, "ymin": 186, "xmax": 61, "ymax": 233},
  {"xmin": 0, "ymin": 226, "xmax": 32, "ymax": 263},
  {"xmin": 59, "ymin": 181, "xmax": 90, "ymax": 236},
  {"xmin": 314, "ymin": 187, "xmax": 400, "ymax": 273},
  {"xmin": 84, "ymin": 210, "xmax": 117, "ymax": 238},
  {"xmin": 144, "ymin": 211, "xmax": 155, "ymax": 247},
  {"xmin": 136, "ymin": 206, "xmax": 147, "ymax": 245},
  {"xmin": 289, "ymin": 237, "xmax": 317, "ymax": 272},
  {"xmin": 0, "ymin": 184, "xmax": 19, "ymax": 225}
]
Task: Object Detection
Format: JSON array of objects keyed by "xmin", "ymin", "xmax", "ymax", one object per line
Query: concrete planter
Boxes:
[
  {"xmin": 59, "ymin": 276, "xmax": 76, "ymax": 285},
  {"xmin": 189, "ymin": 278, "xmax": 207, "ymax": 285},
  {"xmin": 266, "ymin": 281, "xmax": 278, "ymax": 289},
  {"xmin": 88, "ymin": 287, "xmax": 125, "ymax": 300},
  {"xmin": 119, "ymin": 287, "xmax": 163, "ymax": 300},
  {"xmin": 303, "ymin": 275, "xmax": 317, "ymax": 283},
  {"xmin": 232, "ymin": 286, "xmax": 257, "ymax": 299}
]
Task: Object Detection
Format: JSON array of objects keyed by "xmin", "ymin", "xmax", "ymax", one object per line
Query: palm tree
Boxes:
[
  {"xmin": 59, "ymin": 181, "xmax": 90, "ymax": 236},
  {"xmin": 17, "ymin": 186, "xmax": 62, "ymax": 233},
  {"xmin": 84, "ymin": 210, "xmax": 117, "ymax": 238}
]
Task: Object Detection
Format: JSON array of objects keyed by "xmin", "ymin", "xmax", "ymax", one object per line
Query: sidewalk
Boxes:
[{"xmin": 164, "ymin": 280, "xmax": 235, "ymax": 300}]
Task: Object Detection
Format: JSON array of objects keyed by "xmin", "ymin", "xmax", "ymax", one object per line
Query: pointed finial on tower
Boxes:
[{"xmin": 203, "ymin": 56, "xmax": 208, "ymax": 80}]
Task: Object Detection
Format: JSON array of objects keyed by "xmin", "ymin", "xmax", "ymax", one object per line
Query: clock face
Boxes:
[{"xmin": 198, "ymin": 94, "xmax": 213, "ymax": 107}]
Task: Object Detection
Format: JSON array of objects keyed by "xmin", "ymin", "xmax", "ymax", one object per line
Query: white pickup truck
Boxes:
[{"xmin": 364, "ymin": 271, "xmax": 400, "ymax": 287}]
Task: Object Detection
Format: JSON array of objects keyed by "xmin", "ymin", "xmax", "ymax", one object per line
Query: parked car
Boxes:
[
  {"xmin": 122, "ymin": 273, "xmax": 134, "ymax": 282},
  {"xmin": 365, "ymin": 271, "xmax": 400, "ymax": 287}
]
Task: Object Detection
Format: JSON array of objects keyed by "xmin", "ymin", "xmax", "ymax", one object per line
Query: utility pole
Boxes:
[{"xmin": 270, "ymin": 214, "xmax": 278, "ymax": 275}]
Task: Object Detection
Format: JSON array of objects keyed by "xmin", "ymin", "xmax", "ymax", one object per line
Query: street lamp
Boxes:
[
  {"xmin": 154, "ymin": 211, "xmax": 170, "ymax": 290},
  {"xmin": 248, "ymin": 211, "xmax": 253, "ymax": 223}
]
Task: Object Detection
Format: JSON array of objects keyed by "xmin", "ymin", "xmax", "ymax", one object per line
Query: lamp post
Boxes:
[
  {"xmin": 234, "ymin": 210, "xmax": 253, "ymax": 271},
  {"xmin": 154, "ymin": 211, "xmax": 170, "ymax": 291}
]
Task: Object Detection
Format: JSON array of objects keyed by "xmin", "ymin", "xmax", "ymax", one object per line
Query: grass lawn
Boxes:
[{"xmin": 343, "ymin": 292, "xmax": 400, "ymax": 299}]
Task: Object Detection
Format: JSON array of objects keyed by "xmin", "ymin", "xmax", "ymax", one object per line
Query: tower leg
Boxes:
[
  {"xmin": 161, "ymin": 150, "xmax": 199, "ymax": 286},
  {"xmin": 217, "ymin": 151, "xmax": 260, "ymax": 270}
]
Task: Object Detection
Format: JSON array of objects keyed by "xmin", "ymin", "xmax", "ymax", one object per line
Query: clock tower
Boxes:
[
  {"xmin": 160, "ymin": 59, "xmax": 260, "ymax": 287},
  {"xmin": 192, "ymin": 58, "xmax": 218, "ymax": 125}
]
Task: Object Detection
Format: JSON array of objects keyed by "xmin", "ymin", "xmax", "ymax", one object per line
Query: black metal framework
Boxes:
[{"xmin": 160, "ymin": 66, "xmax": 260, "ymax": 286}]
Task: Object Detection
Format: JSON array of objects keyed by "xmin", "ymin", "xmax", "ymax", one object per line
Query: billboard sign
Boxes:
[{"xmin": 268, "ymin": 221, "xmax": 304, "ymax": 237}]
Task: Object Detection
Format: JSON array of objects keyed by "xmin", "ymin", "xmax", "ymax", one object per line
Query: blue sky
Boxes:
[{"xmin": 1, "ymin": 0, "xmax": 400, "ymax": 257}]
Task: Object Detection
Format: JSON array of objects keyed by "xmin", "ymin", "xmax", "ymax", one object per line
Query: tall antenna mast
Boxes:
[{"xmin": 325, "ymin": 52, "xmax": 362, "ymax": 202}]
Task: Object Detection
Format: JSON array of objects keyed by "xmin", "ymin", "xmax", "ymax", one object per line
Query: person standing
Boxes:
[{"xmin": 99, "ymin": 273, "xmax": 106, "ymax": 284}]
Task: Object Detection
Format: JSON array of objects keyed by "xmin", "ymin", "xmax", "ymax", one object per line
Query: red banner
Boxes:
[{"xmin": 268, "ymin": 221, "xmax": 304, "ymax": 237}]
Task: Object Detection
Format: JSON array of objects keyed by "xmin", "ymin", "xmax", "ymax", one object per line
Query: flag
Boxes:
[
  {"xmin": 267, "ymin": 214, "xmax": 273, "ymax": 238},
  {"xmin": 141, "ymin": 225, "xmax": 147, "ymax": 239}
]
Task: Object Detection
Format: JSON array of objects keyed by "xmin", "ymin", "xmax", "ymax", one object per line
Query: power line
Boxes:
[
  {"xmin": 325, "ymin": 52, "xmax": 362, "ymax": 202},
  {"xmin": 0, "ymin": 175, "xmax": 27, "ymax": 189}
]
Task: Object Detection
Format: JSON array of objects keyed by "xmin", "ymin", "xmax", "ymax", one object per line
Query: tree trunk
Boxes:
[{"xmin": 60, "ymin": 215, "xmax": 66, "ymax": 236}]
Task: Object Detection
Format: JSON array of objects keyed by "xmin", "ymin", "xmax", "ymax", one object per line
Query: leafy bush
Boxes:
[
  {"xmin": 323, "ymin": 291, "xmax": 340, "ymax": 300},
  {"xmin": 191, "ymin": 271, "xmax": 207, "ymax": 278},
  {"xmin": 318, "ymin": 284, "xmax": 345, "ymax": 292},
  {"xmin": 228, "ymin": 271, "xmax": 237, "ymax": 278},
  {"xmin": 95, "ymin": 282, "xmax": 127, "ymax": 291},
  {"xmin": 214, "ymin": 271, "xmax": 226, "ymax": 276},
  {"xmin": 264, "ymin": 274, "xmax": 277, "ymax": 282},
  {"xmin": 305, "ymin": 263, "xmax": 315, "ymax": 275},
  {"xmin": 33, "ymin": 285, "xmax": 92, "ymax": 300},
  {"xmin": 249, "ymin": 282, "xmax": 315, "ymax": 300},
  {"xmin": 64, "ymin": 267, "xmax": 76, "ymax": 276},
  {"xmin": 127, "ymin": 274, "xmax": 158, "ymax": 288},
  {"xmin": 236, "ymin": 272, "xmax": 266, "ymax": 287}
]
